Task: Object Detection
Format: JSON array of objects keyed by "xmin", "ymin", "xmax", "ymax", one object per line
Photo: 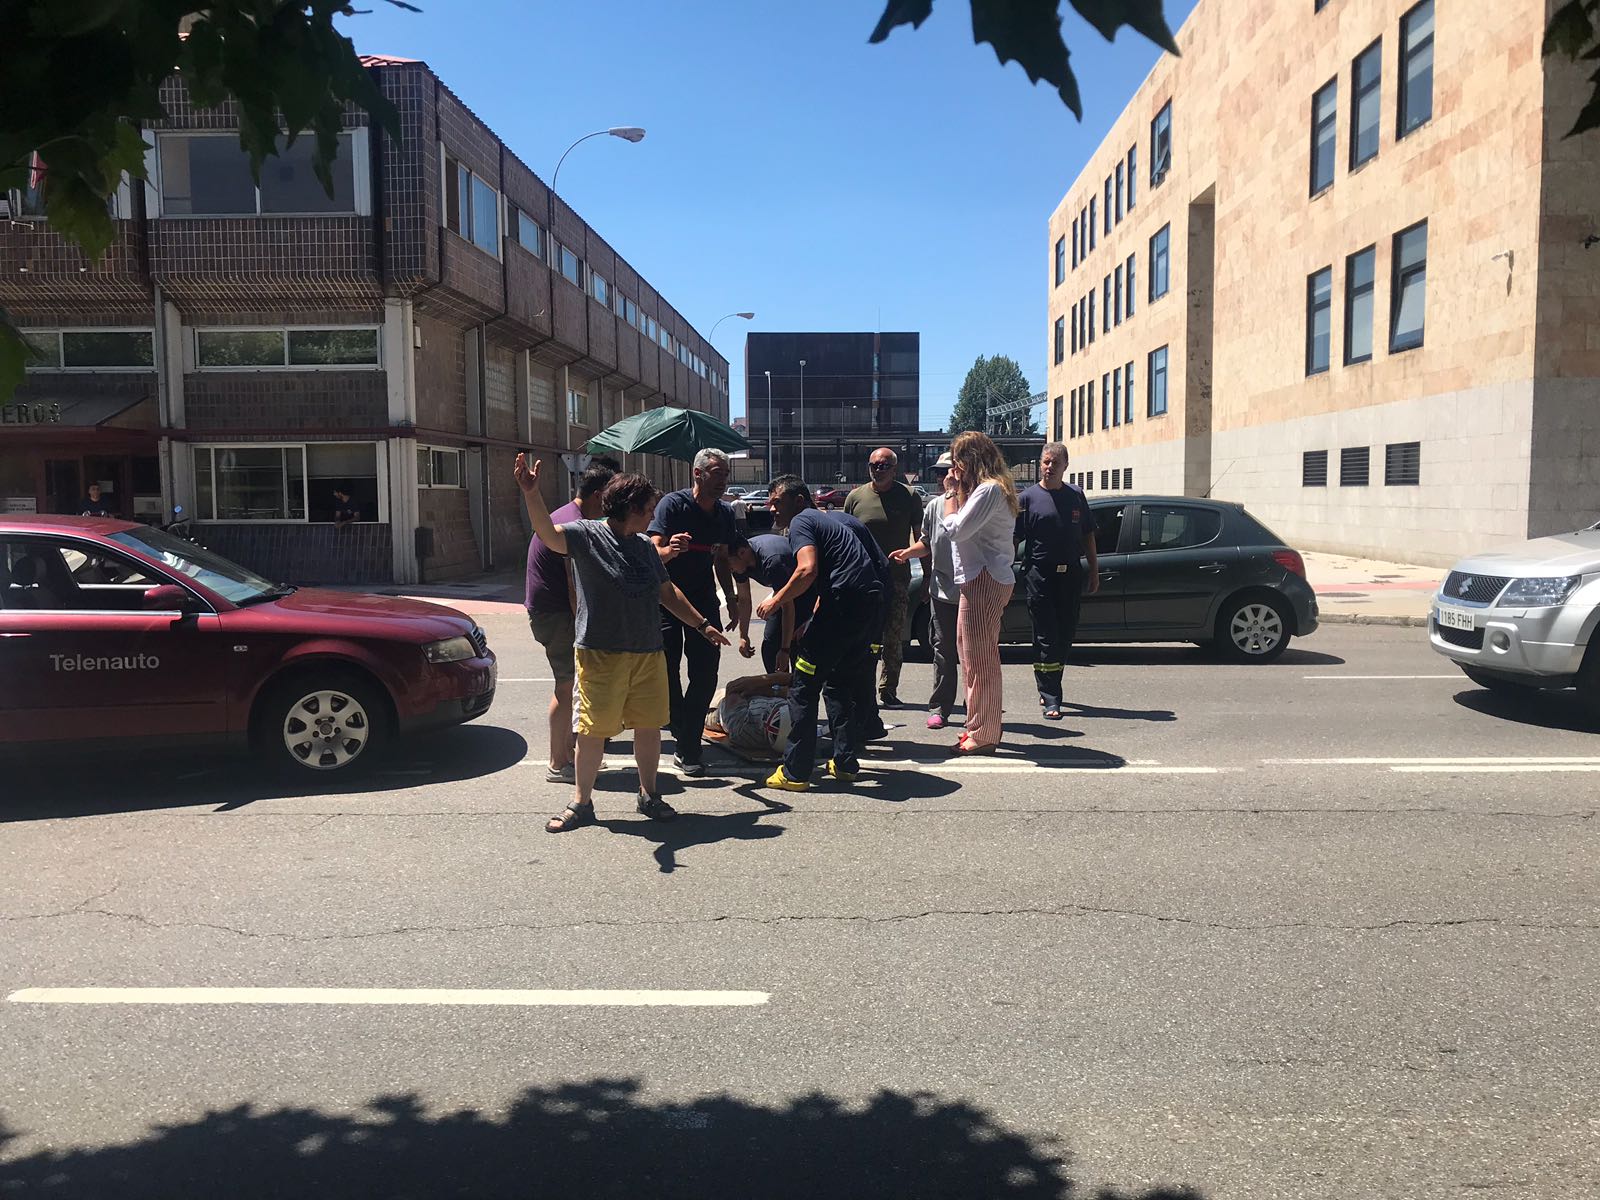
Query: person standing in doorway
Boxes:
[
  {"xmin": 648, "ymin": 447, "xmax": 750, "ymax": 777},
  {"xmin": 843, "ymin": 447, "xmax": 919, "ymax": 707},
  {"xmin": 1016, "ymin": 442, "xmax": 1098, "ymax": 721},
  {"xmin": 79, "ymin": 483, "xmax": 115, "ymax": 518},
  {"xmin": 941, "ymin": 431, "xmax": 1019, "ymax": 754},
  {"xmin": 889, "ymin": 452, "xmax": 961, "ymax": 730},
  {"xmin": 513, "ymin": 454, "xmax": 729, "ymax": 833},
  {"xmin": 758, "ymin": 476, "xmax": 889, "ymax": 792},
  {"xmin": 522, "ymin": 459, "xmax": 616, "ymax": 782}
]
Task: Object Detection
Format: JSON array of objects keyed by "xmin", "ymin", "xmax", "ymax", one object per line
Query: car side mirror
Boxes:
[{"xmin": 143, "ymin": 584, "xmax": 197, "ymax": 612}]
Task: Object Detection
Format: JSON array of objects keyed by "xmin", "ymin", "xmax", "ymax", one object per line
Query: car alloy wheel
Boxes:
[
  {"xmin": 1229, "ymin": 602, "xmax": 1285, "ymax": 657},
  {"xmin": 282, "ymin": 687, "xmax": 372, "ymax": 770}
]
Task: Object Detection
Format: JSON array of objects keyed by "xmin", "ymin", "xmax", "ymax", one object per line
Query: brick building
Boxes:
[
  {"xmin": 0, "ymin": 56, "xmax": 729, "ymax": 584},
  {"xmin": 1046, "ymin": 0, "xmax": 1600, "ymax": 565}
]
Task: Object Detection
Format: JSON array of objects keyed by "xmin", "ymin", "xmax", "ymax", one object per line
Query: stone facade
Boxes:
[
  {"xmin": 1047, "ymin": 0, "xmax": 1600, "ymax": 565},
  {"xmin": 1, "ymin": 59, "xmax": 730, "ymax": 583}
]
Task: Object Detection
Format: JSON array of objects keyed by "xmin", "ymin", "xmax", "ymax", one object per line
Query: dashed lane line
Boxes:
[{"xmin": 6, "ymin": 987, "xmax": 768, "ymax": 1008}]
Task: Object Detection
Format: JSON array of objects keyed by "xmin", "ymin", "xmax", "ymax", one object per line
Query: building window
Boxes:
[
  {"xmin": 1070, "ymin": 302, "xmax": 1079, "ymax": 354},
  {"xmin": 1079, "ymin": 206, "xmax": 1088, "ymax": 259},
  {"xmin": 194, "ymin": 327, "xmax": 380, "ymax": 370},
  {"xmin": 1302, "ymin": 450, "xmax": 1328, "ymax": 487},
  {"xmin": 1385, "ymin": 441, "xmax": 1421, "ymax": 486},
  {"xmin": 1101, "ymin": 372, "xmax": 1111, "ymax": 428},
  {"xmin": 1054, "ymin": 316, "xmax": 1066, "ymax": 364},
  {"xmin": 1086, "ymin": 379, "xmax": 1095, "ymax": 432},
  {"xmin": 567, "ymin": 386, "xmax": 591, "ymax": 428},
  {"xmin": 1316, "ymin": 0, "xmax": 1331, "ymax": 11},
  {"xmin": 1398, "ymin": 0, "xmax": 1434, "ymax": 138},
  {"xmin": 1101, "ymin": 469, "xmax": 1110, "ymax": 490},
  {"xmin": 441, "ymin": 153, "xmax": 499, "ymax": 256},
  {"xmin": 1125, "ymin": 467, "xmax": 1134, "ymax": 490},
  {"xmin": 1390, "ymin": 219, "xmax": 1428, "ymax": 352},
  {"xmin": 1126, "ymin": 145, "xmax": 1137, "ymax": 210},
  {"xmin": 1124, "ymin": 361, "xmax": 1135, "ymax": 423},
  {"xmin": 418, "ymin": 445, "xmax": 465, "ymax": 489},
  {"xmin": 1056, "ymin": 235, "xmax": 1067, "ymax": 284},
  {"xmin": 1147, "ymin": 346, "xmax": 1168, "ymax": 416},
  {"xmin": 1053, "ymin": 394, "xmax": 1064, "ymax": 438},
  {"xmin": 1115, "ymin": 161, "xmax": 1125, "ymax": 222},
  {"xmin": 1344, "ymin": 245, "xmax": 1376, "ymax": 364},
  {"xmin": 1089, "ymin": 197, "xmax": 1097, "ymax": 250},
  {"xmin": 1104, "ymin": 177, "xmax": 1112, "ymax": 235},
  {"xmin": 1151, "ymin": 101, "xmax": 1172, "ymax": 187},
  {"xmin": 556, "ymin": 243, "xmax": 582, "ymax": 287},
  {"xmin": 1351, "ymin": 39, "xmax": 1382, "ymax": 168},
  {"xmin": 22, "ymin": 328, "xmax": 154, "ymax": 372},
  {"xmin": 1340, "ymin": 445, "xmax": 1370, "ymax": 486},
  {"xmin": 159, "ymin": 132, "xmax": 360, "ymax": 216},
  {"xmin": 1111, "ymin": 370, "xmax": 1122, "ymax": 427},
  {"xmin": 1070, "ymin": 220, "xmax": 1079, "ymax": 269},
  {"xmin": 509, "ymin": 207, "xmax": 544, "ymax": 258},
  {"xmin": 1088, "ymin": 291, "xmax": 1096, "ymax": 343},
  {"xmin": 1114, "ymin": 264, "xmax": 1123, "ymax": 325},
  {"xmin": 1310, "ymin": 78, "xmax": 1338, "ymax": 195},
  {"xmin": 1149, "ymin": 225, "xmax": 1171, "ymax": 301},
  {"xmin": 1306, "ymin": 266, "xmax": 1333, "ymax": 375},
  {"xmin": 193, "ymin": 445, "xmax": 306, "ymax": 521},
  {"xmin": 1125, "ymin": 253, "xmax": 1137, "ymax": 317},
  {"xmin": 590, "ymin": 272, "xmax": 609, "ymax": 306},
  {"xmin": 1110, "ymin": 468, "xmax": 1120, "ymax": 489},
  {"xmin": 1103, "ymin": 276, "xmax": 1111, "ymax": 333},
  {"xmin": 645, "ymin": 315, "xmax": 658, "ymax": 341}
]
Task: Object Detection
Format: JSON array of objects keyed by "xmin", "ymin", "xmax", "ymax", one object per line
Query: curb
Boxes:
[{"xmin": 1316, "ymin": 612, "xmax": 1430, "ymax": 628}]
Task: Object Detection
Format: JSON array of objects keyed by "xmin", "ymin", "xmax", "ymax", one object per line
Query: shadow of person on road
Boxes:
[
  {"xmin": 598, "ymin": 800, "xmax": 788, "ymax": 874},
  {"xmin": 0, "ymin": 1078, "xmax": 1206, "ymax": 1200},
  {"xmin": 1062, "ymin": 700, "xmax": 1177, "ymax": 723},
  {"xmin": 0, "ymin": 724, "xmax": 530, "ymax": 824},
  {"xmin": 1450, "ymin": 687, "xmax": 1600, "ymax": 734}
]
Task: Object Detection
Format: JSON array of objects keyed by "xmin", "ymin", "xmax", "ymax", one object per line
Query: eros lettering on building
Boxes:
[
  {"xmin": 0, "ymin": 402, "xmax": 63, "ymax": 425},
  {"xmin": 49, "ymin": 652, "xmax": 160, "ymax": 672}
]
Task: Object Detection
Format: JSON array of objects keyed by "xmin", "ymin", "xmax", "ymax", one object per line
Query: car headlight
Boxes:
[
  {"xmin": 423, "ymin": 636, "xmax": 476, "ymax": 664},
  {"xmin": 1500, "ymin": 576, "xmax": 1582, "ymax": 606}
]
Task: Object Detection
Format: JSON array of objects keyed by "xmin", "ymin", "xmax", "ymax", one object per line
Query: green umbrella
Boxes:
[{"xmin": 584, "ymin": 406, "xmax": 751, "ymax": 463}]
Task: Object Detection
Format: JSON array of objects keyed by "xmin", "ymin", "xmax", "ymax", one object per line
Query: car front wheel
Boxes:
[
  {"xmin": 259, "ymin": 671, "xmax": 388, "ymax": 776},
  {"xmin": 1214, "ymin": 594, "xmax": 1291, "ymax": 663}
]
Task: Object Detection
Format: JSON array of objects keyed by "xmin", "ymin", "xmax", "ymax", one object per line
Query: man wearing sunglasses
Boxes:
[{"xmin": 843, "ymin": 447, "xmax": 920, "ymax": 707}]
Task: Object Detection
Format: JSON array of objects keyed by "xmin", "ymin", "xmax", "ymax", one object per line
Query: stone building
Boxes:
[
  {"xmin": 0, "ymin": 56, "xmax": 728, "ymax": 583},
  {"xmin": 1046, "ymin": 0, "xmax": 1600, "ymax": 565}
]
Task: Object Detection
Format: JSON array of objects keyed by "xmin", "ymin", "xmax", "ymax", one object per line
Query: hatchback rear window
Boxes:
[{"xmin": 1136, "ymin": 505, "xmax": 1222, "ymax": 551}]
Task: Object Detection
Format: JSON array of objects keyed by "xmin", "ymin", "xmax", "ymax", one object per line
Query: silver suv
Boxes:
[{"xmin": 1430, "ymin": 525, "xmax": 1600, "ymax": 711}]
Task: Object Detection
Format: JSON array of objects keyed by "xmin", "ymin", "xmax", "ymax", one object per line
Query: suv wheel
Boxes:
[
  {"xmin": 260, "ymin": 671, "xmax": 388, "ymax": 776},
  {"xmin": 1215, "ymin": 594, "xmax": 1291, "ymax": 663}
]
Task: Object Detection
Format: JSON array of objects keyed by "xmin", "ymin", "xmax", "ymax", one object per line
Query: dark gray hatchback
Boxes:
[{"xmin": 907, "ymin": 495, "xmax": 1319, "ymax": 662}]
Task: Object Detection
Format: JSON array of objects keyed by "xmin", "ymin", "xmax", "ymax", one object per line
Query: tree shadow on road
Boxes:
[
  {"xmin": 0, "ymin": 1078, "xmax": 1205, "ymax": 1200},
  {"xmin": 0, "ymin": 724, "xmax": 530, "ymax": 823}
]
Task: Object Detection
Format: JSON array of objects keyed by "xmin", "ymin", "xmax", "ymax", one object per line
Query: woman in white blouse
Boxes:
[{"xmin": 940, "ymin": 431, "xmax": 1019, "ymax": 753}]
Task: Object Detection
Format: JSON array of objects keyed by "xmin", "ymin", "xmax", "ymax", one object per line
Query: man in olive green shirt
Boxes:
[{"xmin": 843, "ymin": 447, "xmax": 920, "ymax": 705}]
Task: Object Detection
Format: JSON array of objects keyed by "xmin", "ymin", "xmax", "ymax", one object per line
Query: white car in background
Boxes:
[{"xmin": 1430, "ymin": 524, "xmax": 1600, "ymax": 712}]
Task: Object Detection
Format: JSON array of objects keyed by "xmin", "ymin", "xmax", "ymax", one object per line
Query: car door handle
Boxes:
[
  {"xmin": 1098, "ymin": 571, "xmax": 1117, "ymax": 582},
  {"xmin": 0, "ymin": 632, "xmax": 32, "ymax": 639},
  {"xmin": 1199, "ymin": 563, "xmax": 1228, "ymax": 573}
]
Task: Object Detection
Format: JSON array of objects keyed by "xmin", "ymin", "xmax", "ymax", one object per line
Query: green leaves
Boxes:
[
  {"xmin": 1544, "ymin": 0, "xmax": 1600, "ymax": 136},
  {"xmin": 869, "ymin": 0, "xmax": 1180, "ymax": 119}
]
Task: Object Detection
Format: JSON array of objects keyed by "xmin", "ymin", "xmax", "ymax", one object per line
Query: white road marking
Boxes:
[
  {"xmin": 1265, "ymin": 756, "xmax": 1600, "ymax": 766},
  {"xmin": 881, "ymin": 761, "xmax": 1221, "ymax": 775},
  {"xmin": 1300, "ymin": 674, "xmax": 1459, "ymax": 680},
  {"xmin": 1392, "ymin": 764, "xmax": 1600, "ymax": 774},
  {"xmin": 6, "ymin": 987, "xmax": 768, "ymax": 1007},
  {"xmin": 497, "ymin": 677, "xmax": 556, "ymax": 683}
]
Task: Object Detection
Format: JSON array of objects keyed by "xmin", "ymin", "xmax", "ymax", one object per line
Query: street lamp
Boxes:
[
  {"xmin": 552, "ymin": 126, "xmax": 647, "ymax": 191},
  {"xmin": 798, "ymin": 359, "xmax": 807, "ymax": 483},
  {"xmin": 764, "ymin": 369, "xmax": 773, "ymax": 482},
  {"xmin": 709, "ymin": 311, "xmax": 755, "ymax": 341}
]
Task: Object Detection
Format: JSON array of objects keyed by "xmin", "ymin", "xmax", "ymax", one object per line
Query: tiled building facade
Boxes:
[
  {"xmin": 0, "ymin": 57, "xmax": 728, "ymax": 584},
  {"xmin": 1047, "ymin": 0, "xmax": 1600, "ymax": 566}
]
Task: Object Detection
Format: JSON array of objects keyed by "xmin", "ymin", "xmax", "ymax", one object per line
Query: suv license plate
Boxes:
[{"xmin": 1437, "ymin": 605, "xmax": 1475, "ymax": 632}]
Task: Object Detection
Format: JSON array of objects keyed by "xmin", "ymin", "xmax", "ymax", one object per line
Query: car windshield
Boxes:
[{"xmin": 106, "ymin": 526, "xmax": 281, "ymax": 604}]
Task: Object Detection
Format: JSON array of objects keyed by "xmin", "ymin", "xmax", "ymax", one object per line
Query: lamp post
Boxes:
[
  {"xmin": 798, "ymin": 359, "xmax": 807, "ymax": 483},
  {"xmin": 551, "ymin": 126, "xmax": 646, "ymax": 192},
  {"xmin": 764, "ymin": 369, "xmax": 773, "ymax": 481},
  {"xmin": 709, "ymin": 311, "xmax": 755, "ymax": 342}
]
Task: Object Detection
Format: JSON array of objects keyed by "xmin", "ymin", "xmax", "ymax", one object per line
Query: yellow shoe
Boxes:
[
  {"xmin": 765, "ymin": 765, "xmax": 809, "ymax": 792},
  {"xmin": 826, "ymin": 759, "xmax": 859, "ymax": 783}
]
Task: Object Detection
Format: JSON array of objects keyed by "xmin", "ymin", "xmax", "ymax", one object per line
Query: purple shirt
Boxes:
[{"xmin": 526, "ymin": 500, "xmax": 582, "ymax": 613}]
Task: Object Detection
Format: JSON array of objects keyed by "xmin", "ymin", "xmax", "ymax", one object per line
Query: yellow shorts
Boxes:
[{"xmin": 575, "ymin": 648, "xmax": 670, "ymax": 739}]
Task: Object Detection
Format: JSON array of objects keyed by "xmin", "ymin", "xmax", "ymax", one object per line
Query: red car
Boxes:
[
  {"xmin": 811, "ymin": 485, "xmax": 847, "ymax": 509},
  {"xmin": 0, "ymin": 516, "xmax": 496, "ymax": 776}
]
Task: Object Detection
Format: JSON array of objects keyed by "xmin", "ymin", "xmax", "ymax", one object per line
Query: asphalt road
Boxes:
[{"xmin": 2, "ymin": 621, "xmax": 1596, "ymax": 1199}]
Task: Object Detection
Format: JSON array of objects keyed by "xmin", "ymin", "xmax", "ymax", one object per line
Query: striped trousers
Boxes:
[{"xmin": 956, "ymin": 569, "xmax": 1013, "ymax": 748}]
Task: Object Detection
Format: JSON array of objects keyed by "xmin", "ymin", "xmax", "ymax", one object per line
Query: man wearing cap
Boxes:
[{"xmin": 1014, "ymin": 442, "xmax": 1098, "ymax": 721}]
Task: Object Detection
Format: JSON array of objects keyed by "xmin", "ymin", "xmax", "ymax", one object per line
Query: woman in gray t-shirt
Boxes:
[{"xmin": 514, "ymin": 454, "xmax": 728, "ymax": 833}]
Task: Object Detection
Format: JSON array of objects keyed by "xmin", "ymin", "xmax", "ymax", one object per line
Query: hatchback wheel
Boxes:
[
  {"xmin": 1215, "ymin": 594, "xmax": 1291, "ymax": 663},
  {"xmin": 260, "ymin": 672, "xmax": 388, "ymax": 775}
]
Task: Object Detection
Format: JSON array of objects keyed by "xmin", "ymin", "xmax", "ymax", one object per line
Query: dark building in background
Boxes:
[{"xmin": 743, "ymin": 332, "xmax": 918, "ymax": 483}]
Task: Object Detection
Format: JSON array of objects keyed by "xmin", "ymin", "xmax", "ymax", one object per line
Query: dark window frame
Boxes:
[
  {"xmin": 1147, "ymin": 346, "xmax": 1169, "ymax": 416},
  {"xmin": 1149, "ymin": 224, "xmax": 1171, "ymax": 302},
  {"xmin": 1124, "ymin": 361, "xmax": 1135, "ymax": 424},
  {"xmin": 1055, "ymin": 235, "xmax": 1067, "ymax": 285},
  {"xmin": 1340, "ymin": 445, "xmax": 1371, "ymax": 487},
  {"xmin": 1344, "ymin": 244, "xmax": 1376, "ymax": 364},
  {"xmin": 1306, "ymin": 265, "xmax": 1333, "ymax": 376},
  {"xmin": 1390, "ymin": 219, "xmax": 1428, "ymax": 353},
  {"xmin": 1384, "ymin": 441, "xmax": 1421, "ymax": 486},
  {"xmin": 1125, "ymin": 252, "xmax": 1137, "ymax": 317},
  {"xmin": 1398, "ymin": 0, "xmax": 1434, "ymax": 139},
  {"xmin": 1302, "ymin": 449, "xmax": 1329, "ymax": 487},
  {"xmin": 1151, "ymin": 100, "xmax": 1173, "ymax": 187},
  {"xmin": 1310, "ymin": 77, "xmax": 1338, "ymax": 196},
  {"xmin": 1126, "ymin": 145, "xmax": 1137, "ymax": 210},
  {"xmin": 1054, "ymin": 315, "xmax": 1066, "ymax": 365},
  {"xmin": 1351, "ymin": 38, "xmax": 1382, "ymax": 168}
]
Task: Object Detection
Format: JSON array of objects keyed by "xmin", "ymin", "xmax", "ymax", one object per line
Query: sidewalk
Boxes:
[
  {"xmin": 1304, "ymin": 551, "xmax": 1439, "ymax": 627},
  {"xmin": 356, "ymin": 556, "xmax": 1442, "ymax": 627}
]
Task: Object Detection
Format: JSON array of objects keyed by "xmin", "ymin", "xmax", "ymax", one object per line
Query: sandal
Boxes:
[
  {"xmin": 636, "ymin": 790, "xmax": 678, "ymax": 821},
  {"xmin": 1043, "ymin": 705, "xmax": 1063, "ymax": 721},
  {"xmin": 953, "ymin": 736, "xmax": 998, "ymax": 756},
  {"xmin": 545, "ymin": 800, "xmax": 595, "ymax": 834}
]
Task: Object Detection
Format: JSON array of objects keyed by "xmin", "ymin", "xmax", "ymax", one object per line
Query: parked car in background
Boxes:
[
  {"xmin": 811, "ymin": 485, "xmax": 847, "ymax": 509},
  {"xmin": 905, "ymin": 496, "xmax": 1318, "ymax": 662},
  {"xmin": 0, "ymin": 516, "xmax": 497, "ymax": 777},
  {"xmin": 1429, "ymin": 524, "xmax": 1600, "ymax": 712}
]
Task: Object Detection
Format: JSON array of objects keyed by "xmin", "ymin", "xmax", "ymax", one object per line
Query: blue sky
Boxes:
[{"xmin": 339, "ymin": 0, "xmax": 1196, "ymax": 429}]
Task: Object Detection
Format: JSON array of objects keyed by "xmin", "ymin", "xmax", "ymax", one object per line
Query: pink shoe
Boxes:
[{"xmin": 926, "ymin": 712, "xmax": 945, "ymax": 730}]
